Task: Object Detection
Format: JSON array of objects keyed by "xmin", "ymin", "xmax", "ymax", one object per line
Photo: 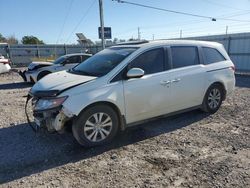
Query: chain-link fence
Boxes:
[{"xmin": 0, "ymin": 44, "xmax": 104, "ymax": 67}]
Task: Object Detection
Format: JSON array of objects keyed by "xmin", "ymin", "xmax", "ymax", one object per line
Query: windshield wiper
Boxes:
[{"xmin": 69, "ymin": 68, "xmax": 96, "ymax": 77}]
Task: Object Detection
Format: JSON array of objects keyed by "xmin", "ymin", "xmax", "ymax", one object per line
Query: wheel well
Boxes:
[
  {"xmin": 78, "ymin": 101, "xmax": 125, "ymax": 131},
  {"xmin": 210, "ymin": 82, "xmax": 227, "ymax": 100}
]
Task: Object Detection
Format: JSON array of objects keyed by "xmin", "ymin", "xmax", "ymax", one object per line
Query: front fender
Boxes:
[{"xmin": 61, "ymin": 82, "xmax": 125, "ymax": 118}]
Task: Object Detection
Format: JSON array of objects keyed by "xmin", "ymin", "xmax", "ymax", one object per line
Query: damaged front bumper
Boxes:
[
  {"xmin": 19, "ymin": 70, "xmax": 36, "ymax": 83},
  {"xmin": 33, "ymin": 107, "xmax": 70, "ymax": 132},
  {"xmin": 18, "ymin": 70, "xmax": 27, "ymax": 82},
  {"xmin": 25, "ymin": 94, "xmax": 72, "ymax": 133}
]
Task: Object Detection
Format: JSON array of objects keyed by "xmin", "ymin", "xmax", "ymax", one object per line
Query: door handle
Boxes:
[
  {"xmin": 171, "ymin": 78, "xmax": 181, "ymax": 83},
  {"xmin": 160, "ymin": 80, "xmax": 171, "ymax": 86}
]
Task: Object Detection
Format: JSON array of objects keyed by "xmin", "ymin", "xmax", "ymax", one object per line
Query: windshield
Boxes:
[
  {"xmin": 71, "ymin": 47, "xmax": 137, "ymax": 77},
  {"xmin": 53, "ymin": 56, "xmax": 66, "ymax": 64}
]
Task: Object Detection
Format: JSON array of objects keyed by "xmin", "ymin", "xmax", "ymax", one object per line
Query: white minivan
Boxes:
[{"xmin": 28, "ymin": 40, "xmax": 235, "ymax": 147}]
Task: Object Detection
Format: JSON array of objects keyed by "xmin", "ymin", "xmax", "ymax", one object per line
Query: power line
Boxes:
[
  {"xmin": 112, "ymin": 7, "xmax": 250, "ymax": 39},
  {"xmin": 65, "ymin": 0, "xmax": 96, "ymax": 43},
  {"xmin": 114, "ymin": 21, "xmax": 250, "ymax": 40},
  {"xmin": 203, "ymin": 0, "xmax": 248, "ymax": 11},
  {"xmin": 219, "ymin": 10, "xmax": 250, "ymax": 19},
  {"xmin": 56, "ymin": 0, "xmax": 75, "ymax": 44},
  {"xmin": 112, "ymin": 0, "xmax": 216, "ymax": 21},
  {"xmin": 114, "ymin": 12, "xmax": 250, "ymax": 38},
  {"xmin": 112, "ymin": 0, "xmax": 250, "ymax": 22},
  {"xmin": 218, "ymin": 17, "xmax": 250, "ymax": 22}
]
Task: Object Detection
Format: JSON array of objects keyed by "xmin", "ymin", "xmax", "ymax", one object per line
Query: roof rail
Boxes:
[{"xmin": 115, "ymin": 40, "xmax": 149, "ymax": 46}]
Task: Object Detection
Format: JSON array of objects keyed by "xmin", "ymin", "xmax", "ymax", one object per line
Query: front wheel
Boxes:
[
  {"xmin": 202, "ymin": 84, "xmax": 224, "ymax": 113},
  {"xmin": 72, "ymin": 105, "xmax": 119, "ymax": 147}
]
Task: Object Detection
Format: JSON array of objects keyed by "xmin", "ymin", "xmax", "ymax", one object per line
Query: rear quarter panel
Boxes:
[{"xmin": 205, "ymin": 61, "xmax": 235, "ymax": 95}]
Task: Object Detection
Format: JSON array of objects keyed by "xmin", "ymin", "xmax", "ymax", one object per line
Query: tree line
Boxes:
[{"xmin": 0, "ymin": 33, "xmax": 44, "ymax": 44}]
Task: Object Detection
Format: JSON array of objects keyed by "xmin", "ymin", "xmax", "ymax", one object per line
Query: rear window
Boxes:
[
  {"xmin": 171, "ymin": 46, "xmax": 199, "ymax": 69},
  {"xmin": 202, "ymin": 47, "xmax": 226, "ymax": 65}
]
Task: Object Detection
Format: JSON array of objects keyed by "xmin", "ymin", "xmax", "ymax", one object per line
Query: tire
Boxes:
[
  {"xmin": 202, "ymin": 84, "xmax": 224, "ymax": 113},
  {"xmin": 72, "ymin": 105, "xmax": 119, "ymax": 147},
  {"xmin": 37, "ymin": 71, "xmax": 51, "ymax": 81}
]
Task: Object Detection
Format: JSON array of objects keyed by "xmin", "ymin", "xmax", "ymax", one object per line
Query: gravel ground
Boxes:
[{"xmin": 0, "ymin": 71, "xmax": 249, "ymax": 188}]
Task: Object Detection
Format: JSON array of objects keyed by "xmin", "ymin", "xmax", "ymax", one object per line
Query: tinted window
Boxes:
[
  {"xmin": 171, "ymin": 46, "xmax": 199, "ymax": 68},
  {"xmin": 203, "ymin": 47, "xmax": 226, "ymax": 64},
  {"xmin": 130, "ymin": 48, "xmax": 165, "ymax": 75},
  {"xmin": 53, "ymin": 56, "xmax": 66, "ymax": 64},
  {"xmin": 81, "ymin": 55, "xmax": 90, "ymax": 62},
  {"xmin": 71, "ymin": 47, "xmax": 137, "ymax": 77},
  {"xmin": 66, "ymin": 56, "xmax": 81, "ymax": 64}
]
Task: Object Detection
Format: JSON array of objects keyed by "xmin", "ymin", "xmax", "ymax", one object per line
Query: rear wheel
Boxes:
[
  {"xmin": 202, "ymin": 84, "xmax": 224, "ymax": 113},
  {"xmin": 37, "ymin": 71, "xmax": 51, "ymax": 81},
  {"xmin": 72, "ymin": 105, "xmax": 119, "ymax": 147}
]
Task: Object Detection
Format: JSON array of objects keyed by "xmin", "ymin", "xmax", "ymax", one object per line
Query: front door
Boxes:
[{"xmin": 123, "ymin": 47, "xmax": 172, "ymax": 124}]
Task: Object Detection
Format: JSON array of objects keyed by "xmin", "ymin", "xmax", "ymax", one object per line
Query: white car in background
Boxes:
[
  {"xmin": 19, "ymin": 53, "xmax": 92, "ymax": 83},
  {"xmin": 0, "ymin": 54, "xmax": 11, "ymax": 74},
  {"xmin": 29, "ymin": 40, "xmax": 235, "ymax": 147}
]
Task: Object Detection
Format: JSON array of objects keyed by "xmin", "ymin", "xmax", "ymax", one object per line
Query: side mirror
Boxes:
[{"xmin": 126, "ymin": 68, "xmax": 144, "ymax": 79}]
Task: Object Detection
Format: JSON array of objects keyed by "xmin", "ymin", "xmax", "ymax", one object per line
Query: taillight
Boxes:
[{"xmin": 3, "ymin": 60, "xmax": 11, "ymax": 64}]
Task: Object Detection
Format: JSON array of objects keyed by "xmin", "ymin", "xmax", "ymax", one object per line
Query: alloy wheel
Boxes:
[
  {"xmin": 83, "ymin": 112, "xmax": 113, "ymax": 142},
  {"xmin": 208, "ymin": 88, "xmax": 221, "ymax": 109}
]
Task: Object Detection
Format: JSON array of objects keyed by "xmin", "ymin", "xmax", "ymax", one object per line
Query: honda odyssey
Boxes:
[{"xmin": 27, "ymin": 40, "xmax": 235, "ymax": 147}]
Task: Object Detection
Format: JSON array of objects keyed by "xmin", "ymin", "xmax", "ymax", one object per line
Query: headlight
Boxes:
[{"xmin": 34, "ymin": 96, "xmax": 68, "ymax": 111}]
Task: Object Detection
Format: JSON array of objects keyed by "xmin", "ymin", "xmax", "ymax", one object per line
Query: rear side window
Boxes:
[
  {"xmin": 130, "ymin": 48, "xmax": 165, "ymax": 75},
  {"xmin": 171, "ymin": 46, "xmax": 199, "ymax": 68},
  {"xmin": 203, "ymin": 47, "xmax": 226, "ymax": 65}
]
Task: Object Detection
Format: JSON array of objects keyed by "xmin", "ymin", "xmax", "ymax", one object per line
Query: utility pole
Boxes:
[
  {"xmin": 180, "ymin": 30, "xmax": 182, "ymax": 38},
  {"xmin": 226, "ymin": 26, "xmax": 228, "ymax": 35},
  {"xmin": 138, "ymin": 27, "xmax": 141, "ymax": 40},
  {"xmin": 99, "ymin": 0, "xmax": 105, "ymax": 49},
  {"xmin": 152, "ymin": 34, "xmax": 155, "ymax": 40}
]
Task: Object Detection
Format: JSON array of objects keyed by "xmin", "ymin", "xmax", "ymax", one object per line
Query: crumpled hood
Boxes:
[
  {"xmin": 28, "ymin": 61, "xmax": 53, "ymax": 70},
  {"xmin": 31, "ymin": 70, "xmax": 97, "ymax": 94}
]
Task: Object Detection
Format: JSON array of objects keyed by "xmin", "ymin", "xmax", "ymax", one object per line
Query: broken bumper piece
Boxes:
[
  {"xmin": 25, "ymin": 94, "xmax": 72, "ymax": 132},
  {"xmin": 33, "ymin": 108, "xmax": 70, "ymax": 132}
]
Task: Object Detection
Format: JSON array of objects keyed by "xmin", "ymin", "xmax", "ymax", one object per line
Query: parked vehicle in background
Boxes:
[
  {"xmin": 28, "ymin": 40, "xmax": 235, "ymax": 147},
  {"xmin": 19, "ymin": 53, "xmax": 92, "ymax": 83},
  {"xmin": 0, "ymin": 54, "xmax": 11, "ymax": 74}
]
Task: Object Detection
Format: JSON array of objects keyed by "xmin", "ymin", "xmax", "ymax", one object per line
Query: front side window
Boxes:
[
  {"xmin": 171, "ymin": 46, "xmax": 199, "ymax": 68},
  {"xmin": 203, "ymin": 47, "xmax": 226, "ymax": 65},
  {"xmin": 65, "ymin": 56, "xmax": 81, "ymax": 64},
  {"xmin": 71, "ymin": 47, "xmax": 137, "ymax": 77},
  {"xmin": 53, "ymin": 56, "xmax": 66, "ymax": 65},
  {"xmin": 130, "ymin": 48, "xmax": 165, "ymax": 75},
  {"xmin": 81, "ymin": 55, "xmax": 90, "ymax": 62}
]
